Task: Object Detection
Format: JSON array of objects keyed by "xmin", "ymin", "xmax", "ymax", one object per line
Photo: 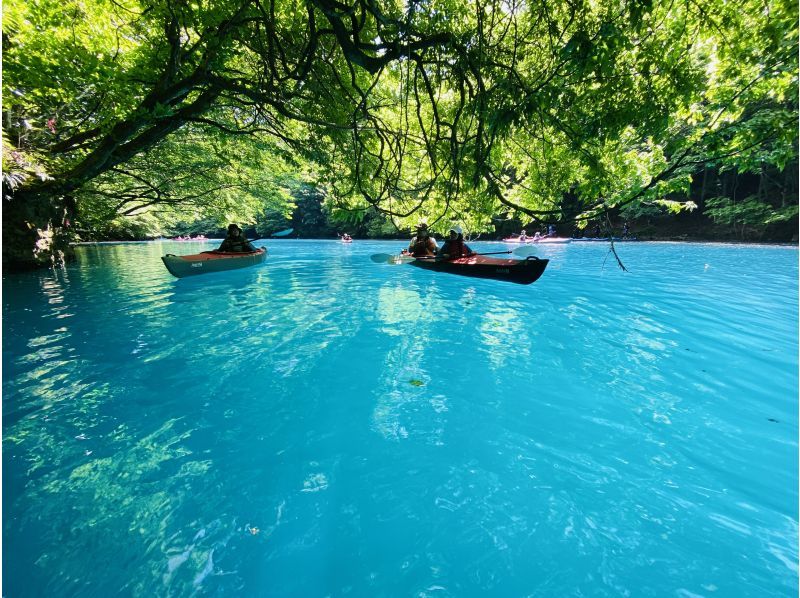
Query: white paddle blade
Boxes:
[
  {"xmin": 370, "ymin": 253, "xmax": 417, "ymax": 264},
  {"xmin": 370, "ymin": 253, "xmax": 393, "ymax": 263},
  {"xmin": 513, "ymin": 246, "xmax": 538, "ymax": 257}
]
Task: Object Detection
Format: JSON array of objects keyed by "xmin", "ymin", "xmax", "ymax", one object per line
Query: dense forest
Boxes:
[{"xmin": 3, "ymin": 0, "xmax": 797, "ymax": 269}]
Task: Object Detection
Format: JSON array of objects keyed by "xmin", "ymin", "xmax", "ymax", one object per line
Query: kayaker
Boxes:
[
  {"xmin": 437, "ymin": 226, "xmax": 474, "ymax": 260},
  {"xmin": 519, "ymin": 229, "xmax": 527, "ymax": 242},
  {"xmin": 407, "ymin": 223, "xmax": 438, "ymax": 257},
  {"xmin": 547, "ymin": 224, "xmax": 556, "ymax": 236},
  {"xmin": 217, "ymin": 224, "xmax": 256, "ymax": 252}
]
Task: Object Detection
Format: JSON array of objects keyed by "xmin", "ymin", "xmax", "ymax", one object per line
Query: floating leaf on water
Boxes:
[{"xmin": 409, "ymin": 379, "xmax": 424, "ymax": 387}]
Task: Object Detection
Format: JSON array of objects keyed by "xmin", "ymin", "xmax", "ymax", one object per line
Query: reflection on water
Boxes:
[
  {"xmin": 373, "ymin": 282, "xmax": 448, "ymax": 441},
  {"xmin": 3, "ymin": 240, "xmax": 798, "ymax": 596}
]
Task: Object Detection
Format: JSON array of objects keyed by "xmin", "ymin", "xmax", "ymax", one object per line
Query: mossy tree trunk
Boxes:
[{"xmin": 2, "ymin": 186, "xmax": 76, "ymax": 272}]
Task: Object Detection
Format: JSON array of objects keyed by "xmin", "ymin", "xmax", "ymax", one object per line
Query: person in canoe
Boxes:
[
  {"xmin": 437, "ymin": 226, "xmax": 474, "ymax": 260},
  {"xmin": 217, "ymin": 224, "xmax": 256, "ymax": 252},
  {"xmin": 406, "ymin": 223, "xmax": 438, "ymax": 257},
  {"xmin": 547, "ymin": 224, "xmax": 556, "ymax": 236},
  {"xmin": 519, "ymin": 229, "xmax": 527, "ymax": 242}
]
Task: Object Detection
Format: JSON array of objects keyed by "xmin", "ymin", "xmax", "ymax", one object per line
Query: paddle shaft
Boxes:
[
  {"xmin": 426, "ymin": 251, "xmax": 513, "ymax": 258},
  {"xmin": 201, "ymin": 238, "xmax": 262, "ymax": 254},
  {"xmin": 371, "ymin": 249, "xmax": 524, "ymax": 263}
]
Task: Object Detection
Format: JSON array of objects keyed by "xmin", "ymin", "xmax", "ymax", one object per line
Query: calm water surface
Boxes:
[{"xmin": 3, "ymin": 240, "xmax": 798, "ymax": 597}]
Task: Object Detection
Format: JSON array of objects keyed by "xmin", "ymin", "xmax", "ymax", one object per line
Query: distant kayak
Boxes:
[
  {"xmin": 502, "ymin": 236, "xmax": 571, "ymax": 244},
  {"xmin": 341, "ymin": 239, "xmax": 353, "ymax": 244},
  {"xmin": 407, "ymin": 255, "xmax": 548, "ymax": 284},
  {"xmin": 162, "ymin": 248, "xmax": 267, "ymax": 278}
]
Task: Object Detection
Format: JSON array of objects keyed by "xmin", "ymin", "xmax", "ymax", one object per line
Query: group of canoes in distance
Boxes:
[
  {"xmin": 162, "ymin": 222, "xmax": 549, "ymax": 284},
  {"xmin": 502, "ymin": 225, "xmax": 570, "ymax": 244},
  {"xmin": 162, "ymin": 220, "xmax": 637, "ymax": 281},
  {"xmin": 171, "ymin": 234, "xmax": 208, "ymax": 241},
  {"xmin": 503, "ymin": 222, "xmax": 636, "ymax": 244},
  {"xmin": 161, "ymin": 222, "xmax": 559, "ymax": 284}
]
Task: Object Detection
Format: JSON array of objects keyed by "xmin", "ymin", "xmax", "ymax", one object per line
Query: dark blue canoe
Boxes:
[{"xmin": 407, "ymin": 255, "xmax": 548, "ymax": 284}]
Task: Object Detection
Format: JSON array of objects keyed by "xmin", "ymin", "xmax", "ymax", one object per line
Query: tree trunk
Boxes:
[
  {"xmin": 2, "ymin": 82, "xmax": 222, "ymax": 272},
  {"xmin": 782, "ymin": 168, "xmax": 789, "ymax": 208},
  {"xmin": 699, "ymin": 165, "xmax": 708, "ymax": 209},
  {"xmin": 2, "ymin": 186, "xmax": 75, "ymax": 272}
]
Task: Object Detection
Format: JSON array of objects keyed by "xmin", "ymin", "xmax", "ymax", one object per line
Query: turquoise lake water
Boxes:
[{"xmin": 3, "ymin": 239, "xmax": 798, "ymax": 597}]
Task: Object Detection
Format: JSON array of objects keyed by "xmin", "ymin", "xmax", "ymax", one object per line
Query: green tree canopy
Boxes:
[{"xmin": 2, "ymin": 0, "xmax": 796, "ymax": 266}]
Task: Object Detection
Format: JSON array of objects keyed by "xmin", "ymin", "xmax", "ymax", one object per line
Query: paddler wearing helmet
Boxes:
[{"xmin": 437, "ymin": 226, "xmax": 474, "ymax": 260}]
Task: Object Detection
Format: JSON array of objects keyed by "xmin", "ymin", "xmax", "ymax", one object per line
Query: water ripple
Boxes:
[{"xmin": 3, "ymin": 240, "xmax": 797, "ymax": 597}]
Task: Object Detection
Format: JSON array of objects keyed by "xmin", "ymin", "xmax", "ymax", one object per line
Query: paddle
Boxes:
[
  {"xmin": 369, "ymin": 253, "xmax": 418, "ymax": 264},
  {"xmin": 512, "ymin": 245, "xmax": 541, "ymax": 257},
  {"xmin": 271, "ymin": 228, "xmax": 294, "ymax": 237},
  {"xmin": 201, "ymin": 237, "xmax": 262, "ymax": 254}
]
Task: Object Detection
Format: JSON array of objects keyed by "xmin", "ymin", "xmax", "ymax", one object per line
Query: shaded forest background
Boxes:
[
  {"xmin": 3, "ymin": 0, "xmax": 797, "ymax": 270},
  {"xmin": 91, "ymin": 164, "xmax": 799, "ymax": 243}
]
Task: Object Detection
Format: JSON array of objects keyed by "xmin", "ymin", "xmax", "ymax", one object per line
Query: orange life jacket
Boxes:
[{"xmin": 446, "ymin": 238, "xmax": 470, "ymax": 258}]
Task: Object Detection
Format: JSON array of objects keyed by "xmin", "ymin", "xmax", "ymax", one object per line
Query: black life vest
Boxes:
[
  {"xmin": 410, "ymin": 237, "xmax": 434, "ymax": 256},
  {"xmin": 447, "ymin": 238, "xmax": 469, "ymax": 258}
]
